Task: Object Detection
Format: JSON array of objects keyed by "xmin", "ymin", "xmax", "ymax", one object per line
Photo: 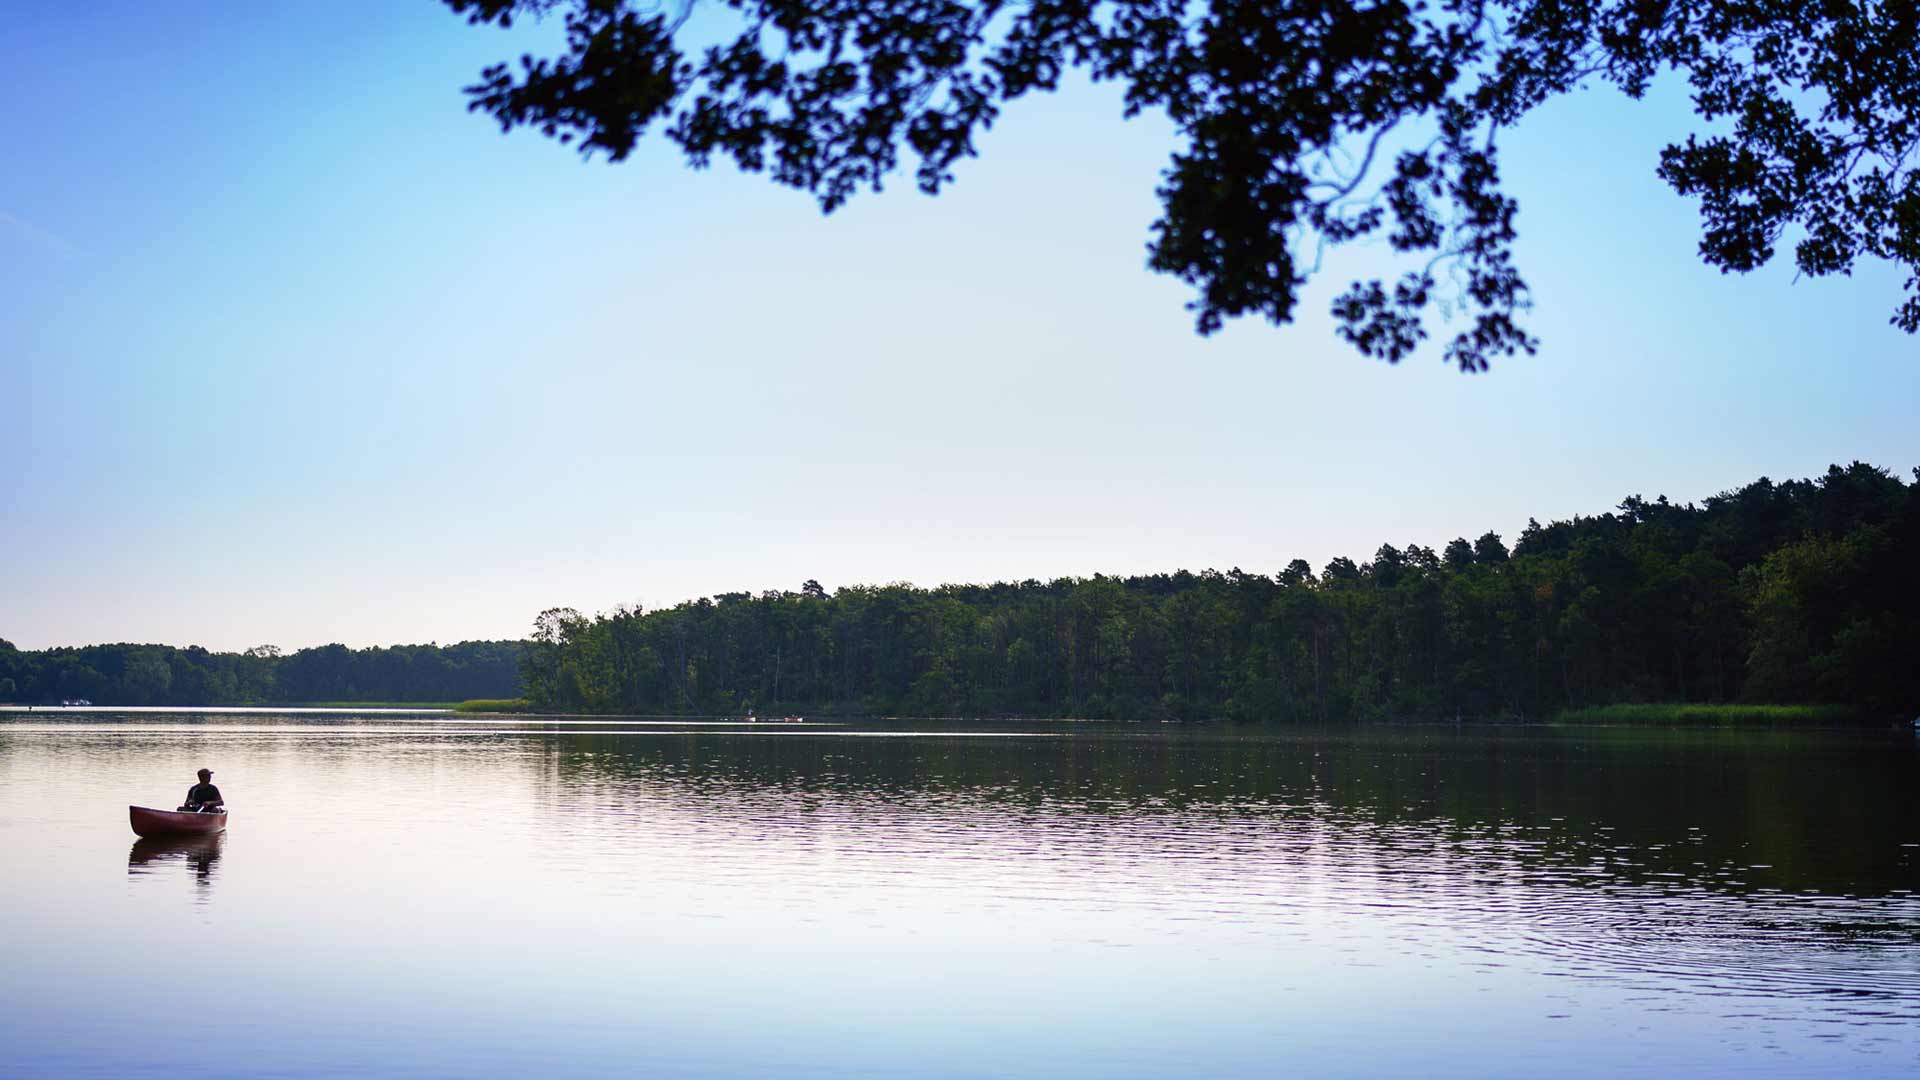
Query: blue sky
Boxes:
[{"xmin": 3, "ymin": 2, "xmax": 1915, "ymax": 651}]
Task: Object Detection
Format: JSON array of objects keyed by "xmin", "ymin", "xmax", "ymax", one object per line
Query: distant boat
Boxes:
[{"xmin": 129, "ymin": 805, "xmax": 227, "ymax": 839}]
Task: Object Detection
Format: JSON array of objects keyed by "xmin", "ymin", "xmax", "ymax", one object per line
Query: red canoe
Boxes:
[{"xmin": 129, "ymin": 805, "xmax": 228, "ymax": 838}]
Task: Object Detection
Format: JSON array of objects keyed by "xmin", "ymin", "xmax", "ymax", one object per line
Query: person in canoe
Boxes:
[{"xmin": 180, "ymin": 768, "xmax": 224, "ymax": 813}]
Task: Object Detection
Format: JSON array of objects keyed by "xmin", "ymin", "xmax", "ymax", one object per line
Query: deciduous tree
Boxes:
[{"xmin": 448, "ymin": 0, "xmax": 1920, "ymax": 369}]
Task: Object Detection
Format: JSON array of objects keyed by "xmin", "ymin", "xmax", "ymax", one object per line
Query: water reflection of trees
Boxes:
[{"xmin": 527, "ymin": 726, "xmax": 1919, "ymax": 898}]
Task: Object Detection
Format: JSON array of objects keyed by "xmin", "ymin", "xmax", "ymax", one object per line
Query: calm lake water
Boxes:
[{"xmin": 2, "ymin": 711, "xmax": 1917, "ymax": 1078}]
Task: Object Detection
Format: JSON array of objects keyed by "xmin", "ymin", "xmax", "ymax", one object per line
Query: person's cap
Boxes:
[{"xmin": 197, "ymin": 768, "xmax": 212, "ymax": 778}]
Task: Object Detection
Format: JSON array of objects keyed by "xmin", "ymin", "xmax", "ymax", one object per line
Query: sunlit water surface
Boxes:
[{"xmin": 2, "ymin": 712, "xmax": 1917, "ymax": 1078}]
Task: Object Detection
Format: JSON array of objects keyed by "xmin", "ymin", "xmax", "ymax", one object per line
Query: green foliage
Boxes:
[
  {"xmin": 452, "ymin": 698, "xmax": 532, "ymax": 713},
  {"xmin": 0, "ymin": 640, "xmax": 527, "ymax": 707},
  {"xmin": 448, "ymin": 1, "xmax": 1920, "ymax": 367},
  {"xmin": 1552, "ymin": 704, "xmax": 1861, "ymax": 725},
  {"xmin": 518, "ymin": 463, "xmax": 1919, "ymax": 720},
  {"xmin": 8, "ymin": 464, "xmax": 1914, "ymax": 719},
  {"xmin": 294, "ymin": 702, "xmax": 461, "ymax": 709}
]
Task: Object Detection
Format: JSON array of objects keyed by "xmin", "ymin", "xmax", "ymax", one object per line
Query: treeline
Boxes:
[
  {"xmin": 0, "ymin": 639, "xmax": 526, "ymax": 706},
  {"xmin": 521, "ymin": 463, "xmax": 1920, "ymax": 721}
]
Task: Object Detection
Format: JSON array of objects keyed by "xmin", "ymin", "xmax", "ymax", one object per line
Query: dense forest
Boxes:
[
  {"xmin": 6, "ymin": 464, "xmax": 1913, "ymax": 720},
  {"xmin": 0, "ymin": 640, "xmax": 525, "ymax": 706},
  {"xmin": 519, "ymin": 464, "xmax": 1919, "ymax": 721}
]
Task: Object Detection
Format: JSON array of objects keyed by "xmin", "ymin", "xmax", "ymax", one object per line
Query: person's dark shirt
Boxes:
[{"xmin": 185, "ymin": 782, "xmax": 223, "ymax": 806}]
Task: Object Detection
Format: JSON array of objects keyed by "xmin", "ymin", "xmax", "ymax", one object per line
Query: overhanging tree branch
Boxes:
[{"xmin": 447, "ymin": 0, "xmax": 1920, "ymax": 368}]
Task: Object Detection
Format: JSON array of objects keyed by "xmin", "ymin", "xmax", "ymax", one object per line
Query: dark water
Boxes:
[{"xmin": 3, "ymin": 711, "xmax": 1917, "ymax": 1078}]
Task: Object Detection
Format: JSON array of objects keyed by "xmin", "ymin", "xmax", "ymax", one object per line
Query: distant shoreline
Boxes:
[
  {"xmin": 5, "ymin": 702, "xmax": 1897, "ymax": 728},
  {"xmin": 0, "ymin": 704, "xmax": 456, "ymax": 715}
]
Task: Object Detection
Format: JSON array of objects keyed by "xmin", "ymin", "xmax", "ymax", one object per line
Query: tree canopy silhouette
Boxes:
[{"xmin": 446, "ymin": 0, "xmax": 1920, "ymax": 370}]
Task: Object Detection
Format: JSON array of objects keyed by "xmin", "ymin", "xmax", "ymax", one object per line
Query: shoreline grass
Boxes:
[
  {"xmin": 1552, "ymin": 703, "xmax": 1865, "ymax": 725},
  {"xmin": 453, "ymin": 698, "xmax": 532, "ymax": 714},
  {"xmin": 289, "ymin": 701, "xmax": 459, "ymax": 709}
]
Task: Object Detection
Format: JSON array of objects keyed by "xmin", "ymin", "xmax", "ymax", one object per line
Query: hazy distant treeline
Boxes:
[
  {"xmin": 0, "ymin": 639, "xmax": 526, "ymax": 706},
  {"xmin": 521, "ymin": 463, "xmax": 1919, "ymax": 720}
]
